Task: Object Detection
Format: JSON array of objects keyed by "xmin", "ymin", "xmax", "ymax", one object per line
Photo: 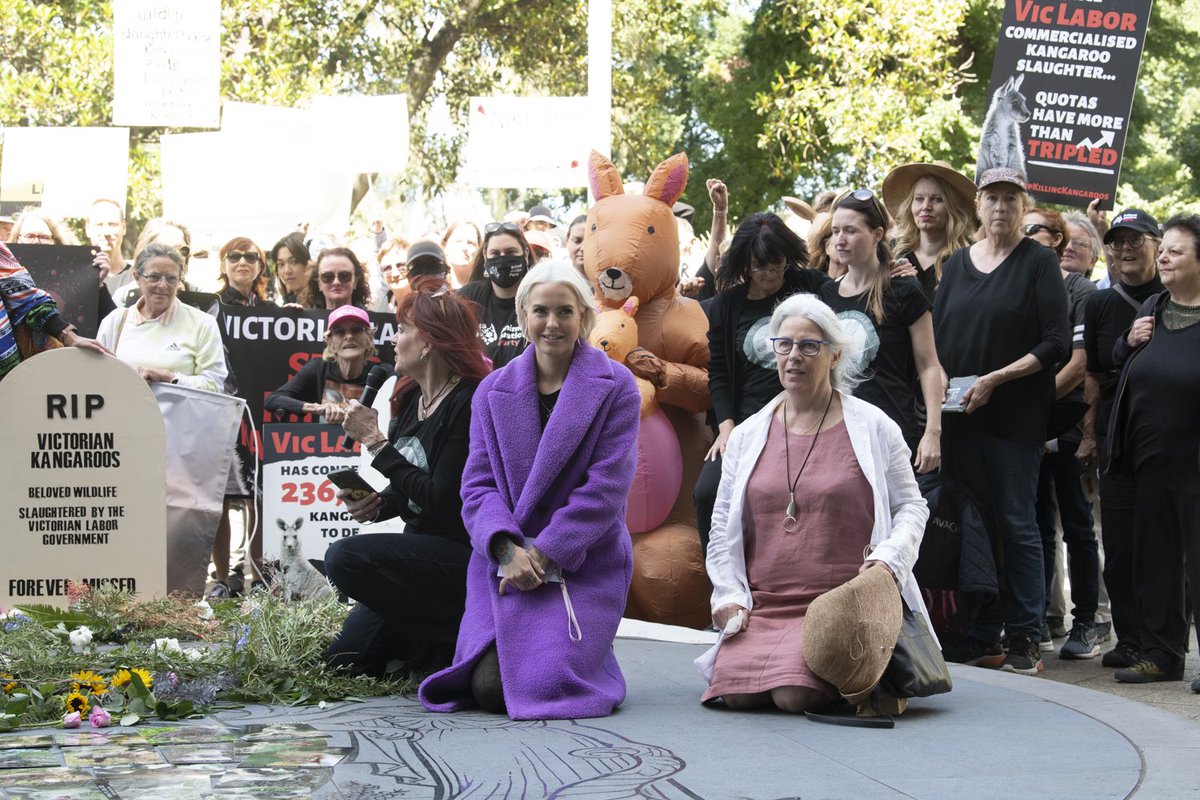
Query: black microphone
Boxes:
[{"xmin": 340, "ymin": 364, "xmax": 392, "ymax": 450}]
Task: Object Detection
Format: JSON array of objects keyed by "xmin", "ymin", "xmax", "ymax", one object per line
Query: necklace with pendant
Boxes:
[{"xmin": 782, "ymin": 391, "xmax": 835, "ymax": 532}]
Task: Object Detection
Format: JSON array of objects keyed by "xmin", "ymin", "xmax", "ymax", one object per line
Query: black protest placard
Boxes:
[
  {"xmin": 9, "ymin": 244, "xmax": 100, "ymax": 336},
  {"xmin": 216, "ymin": 304, "xmax": 396, "ymax": 489},
  {"xmin": 977, "ymin": 0, "xmax": 1153, "ymax": 208}
]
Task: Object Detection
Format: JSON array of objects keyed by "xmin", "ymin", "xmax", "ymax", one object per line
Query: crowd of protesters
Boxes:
[{"xmin": 3, "ymin": 157, "xmax": 1198, "ymax": 718}]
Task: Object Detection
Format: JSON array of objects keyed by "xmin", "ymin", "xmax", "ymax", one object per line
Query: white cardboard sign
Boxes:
[
  {"xmin": 461, "ymin": 96, "xmax": 598, "ymax": 188},
  {"xmin": 112, "ymin": 0, "xmax": 221, "ymax": 128},
  {"xmin": 0, "ymin": 127, "xmax": 130, "ymax": 218}
]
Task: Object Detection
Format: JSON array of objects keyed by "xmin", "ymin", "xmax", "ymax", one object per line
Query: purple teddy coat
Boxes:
[{"xmin": 419, "ymin": 341, "xmax": 641, "ymax": 720}]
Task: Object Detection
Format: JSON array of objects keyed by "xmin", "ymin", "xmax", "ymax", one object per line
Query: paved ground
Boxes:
[
  {"xmin": 3, "ymin": 634, "xmax": 1198, "ymax": 799},
  {"xmin": 1034, "ymin": 632, "xmax": 1200, "ymax": 722}
]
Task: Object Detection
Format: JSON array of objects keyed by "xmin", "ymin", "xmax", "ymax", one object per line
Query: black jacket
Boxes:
[{"xmin": 1102, "ymin": 290, "xmax": 1168, "ymax": 476}]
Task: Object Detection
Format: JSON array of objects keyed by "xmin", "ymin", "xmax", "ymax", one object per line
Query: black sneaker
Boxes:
[
  {"xmin": 1114, "ymin": 659, "xmax": 1184, "ymax": 684},
  {"xmin": 1101, "ymin": 640, "xmax": 1141, "ymax": 668},
  {"xmin": 206, "ymin": 582, "xmax": 230, "ymax": 600},
  {"xmin": 1095, "ymin": 621, "xmax": 1113, "ymax": 643},
  {"xmin": 1000, "ymin": 633, "xmax": 1044, "ymax": 675},
  {"xmin": 1060, "ymin": 623, "xmax": 1100, "ymax": 660},
  {"xmin": 943, "ymin": 638, "xmax": 1005, "ymax": 668},
  {"xmin": 1039, "ymin": 620, "xmax": 1054, "ymax": 652},
  {"xmin": 1046, "ymin": 615, "xmax": 1067, "ymax": 639}
]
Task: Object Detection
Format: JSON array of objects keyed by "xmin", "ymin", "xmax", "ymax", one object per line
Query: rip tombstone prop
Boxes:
[{"xmin": 0, "ymin": 348, "xmax": 167, "ymax": 609}]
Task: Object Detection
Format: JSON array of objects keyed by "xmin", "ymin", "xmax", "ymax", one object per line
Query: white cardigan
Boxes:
[{"xmin": 706, "ymin": 390, "xmax": 932, "ymax": 628}]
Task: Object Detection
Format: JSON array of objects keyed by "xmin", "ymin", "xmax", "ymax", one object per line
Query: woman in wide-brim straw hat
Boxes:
[{"xmin": 883, "ymin": 161, "xmax": 978, "ymax": 300}]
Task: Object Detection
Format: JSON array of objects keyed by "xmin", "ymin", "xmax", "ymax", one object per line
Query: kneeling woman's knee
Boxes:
[
  {"xmin": 322, "ymin": 538, "xmax": 352, "ymax": 583},
  {"xmin": 471, "ymin": 646, "xmax": 507, "ymax": 714},
  {"xmin": 771, "ymin": 685, "xmax": 832, "ymax": 714}
]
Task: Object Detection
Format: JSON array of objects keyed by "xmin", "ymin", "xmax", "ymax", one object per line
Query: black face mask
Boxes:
[{"xmin": 484, "ymin": 255, "xmax": 528, "ymax": 289}]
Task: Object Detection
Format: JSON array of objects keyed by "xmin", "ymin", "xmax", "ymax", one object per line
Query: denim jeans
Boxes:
[
  {"xmin": 323, "ymin": 532, "xmax": 471, "ymax": 677},
  {"xmin": 945, "ymin": 426, "xmax": 1045, "ymax": 642},
  {"xmin": 1036, "ymin": 440, "xmax": 1100, "ymax": 625}
]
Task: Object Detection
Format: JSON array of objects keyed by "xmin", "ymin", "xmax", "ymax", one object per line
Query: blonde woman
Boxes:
[{"xmin": 884, "ymin": 162, "xmax": 978, "ymax": 300}]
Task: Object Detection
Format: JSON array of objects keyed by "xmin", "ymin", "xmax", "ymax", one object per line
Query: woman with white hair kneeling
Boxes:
[
  {"xmin": 419, "ymin": 261, "xmax": 642, "ymax": 720},
  {"xmin": 701, "ymin": 293, "xmax": 930, "ymax": 712}
]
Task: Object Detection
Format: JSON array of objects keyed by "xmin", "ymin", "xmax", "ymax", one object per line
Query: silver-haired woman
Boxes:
[{"xmin": 701, "ymin": 293, "xmax": 930, "ymax": 713}]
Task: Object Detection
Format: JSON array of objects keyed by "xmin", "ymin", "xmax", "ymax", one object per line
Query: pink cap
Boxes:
[{"xmin": 327, "ymin": 305, "xmax": 370, "ymax": 328}]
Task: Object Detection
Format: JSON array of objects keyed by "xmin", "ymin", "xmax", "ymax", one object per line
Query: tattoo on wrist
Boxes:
[{"xmin": 493, "ymin": 536, "xmax": 516, "ymax": 565}]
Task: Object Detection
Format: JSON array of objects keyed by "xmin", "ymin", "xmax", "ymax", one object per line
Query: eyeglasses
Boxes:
[
  {"xmin": 770, "ymin": 337, "xmax": 829, "ymax": 357},
  {"xmin": 226, "ymin": 251, "xmax": 261, "ymax": 264},
  {"xmin": 1107, "ymin": 233, "xmax": 1146, "ymax": 251},
  {"xmin": 1022, "ymin": 223, "xmax": 1057, "ymax": 237},
  {"xmin": 329, "ymin": 325, "xmax": 368, "ymax": 337},
  {"xmin": 137, "ymin": 271, "xmax": 181, "ymax": 286},
  {"xmin": 750, "ymin": 261, "xmax": 787, "ymax": 273},
  {"xmin": 835, "ymin": 188, "xmax": 887, "ymax": 219},
  {"xmin": 484, "ymin": 221, "xmax": 523, "ymax": 237},
  {"xmin": 320, "ymin": 271, "xmax": 354, "ymax": 284},
  {"xmin": 17, "ymin": 233, "xmax": 54, "ymax": 243},
  {"xmin": 1064, "ymin": 239, "xmax": 1092, "ymax": 253}
]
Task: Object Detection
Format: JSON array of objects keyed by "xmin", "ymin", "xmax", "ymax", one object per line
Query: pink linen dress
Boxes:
[{"xmin": 703, "ymin": 417, "xmax": 875, "ymax": 702}]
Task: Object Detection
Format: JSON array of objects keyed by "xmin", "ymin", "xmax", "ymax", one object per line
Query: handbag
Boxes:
[{"xmin": 880, "ymin": 600, "xmax": 953, "ymax": 698}]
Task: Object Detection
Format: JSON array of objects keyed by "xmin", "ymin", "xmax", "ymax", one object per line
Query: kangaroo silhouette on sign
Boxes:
[{"xmin": 976, "ymin": 73, "xmax": 1031, "ymax": 180}]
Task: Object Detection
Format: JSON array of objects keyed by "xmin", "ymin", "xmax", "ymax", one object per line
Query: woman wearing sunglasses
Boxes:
[
  {"xmin": 217, "ymin": 237, "xmax": 269, "ymax": 306},
  {"xmin": 265, "ymin": 305, "xmax": 378, "ymax": 425},
  {"xmin": 301, "ymin": 247, "xmax": 370, "ymax": 310},
  {"xmin": 700, "ymin": 293, "xmax": 930, "ymax": 713},
  {"xmin": 817, "ymin": 189, "xmax": 944, "ymax": 474},
  {"xmin": 933, "ymin": 168, "xmax": 1070, "ymax": 676},
  {"xmin": 326, "ymin": 277, "xmax": 489, "ymax": 678},
  {"xmin": 459, "ymin": 221, "xmax": 534, "ymax": 368}
]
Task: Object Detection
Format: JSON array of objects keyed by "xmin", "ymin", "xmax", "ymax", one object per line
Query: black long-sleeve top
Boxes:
[
  {"xmin": 372, "ymin": 380, "xmax": 477, "ymax": 544},
  {"xmin": 933, "ymin": 238, "xmax": 1069, "ymax": 444},
  {"xmin": 706, "ymin": 268, "xmax": 831, "ymax": 424},
  {"xmin": 264, "ymin": 357, "xmax": 371, "ymax": 419}
]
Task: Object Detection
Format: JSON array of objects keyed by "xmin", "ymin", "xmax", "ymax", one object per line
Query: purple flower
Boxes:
[
  {"xmin": 62, "ymin": 711, "xmax": 82, "ymax": 728},
  {"xmin": 234, "ymin": 624, "xmax": 250, "ymax": 652},
  {"xmin": 90, "ymin": 707, "xmax": 112, "ymax": 728}
]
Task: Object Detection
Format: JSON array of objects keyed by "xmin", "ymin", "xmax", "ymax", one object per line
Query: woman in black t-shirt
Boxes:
[
  {"xmin": 883, "ymin": 162, "xmax": 977, "ymax": 301},
  {"xmin": 694, "ymin": 212, "xmax": 830, "ymax": 552},
  {"xmin": 216, "ymin": 237, "xmax": 270, "ymax": 306},
  {"xmin": 1107, "ymin": 214, "xmax": 1200, "ymax": 690},
  {"xmin": 818, "ymin": 190, "xmax": 943, "ymax": 470},
  {"xmin": 325, "ymin": 278, "xmax": 491, "ymax": 678},
  {"xmin": 458, "ymin": 222, "xmax": 534, "ymax": 369},
  {"xmin": 932, "ymin": 169, "xmax": 1069, "ymax": 676}
]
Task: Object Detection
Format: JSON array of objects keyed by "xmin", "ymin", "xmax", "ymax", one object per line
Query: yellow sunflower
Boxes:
[
  {"xmin": 111, "ymin": 667, "xmax": 153, "ymax": 690},
  {"xmin": 1, "ymin": 673, "xmax": 16, "ymax": 694},
  {"xmin": 69, "ymin": 670, "xmax": 108, "ymax": 697},
  {"xmin": 64, "ymin": 690, "xmax": 90, "ymax": 715}
]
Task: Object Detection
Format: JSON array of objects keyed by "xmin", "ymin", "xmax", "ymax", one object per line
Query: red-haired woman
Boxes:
[
  {"xmin": 217, "ymin": 237, "xmax": 269, "ymax": 306},
  {"xmin": 325, "ymin": 276, "xmax": 491, "ymax": 677}
]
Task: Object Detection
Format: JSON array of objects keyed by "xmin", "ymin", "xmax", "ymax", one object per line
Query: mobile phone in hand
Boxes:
[{"xmin": 326, "ymin": 468, "xmax": 377, "ymax": 501}]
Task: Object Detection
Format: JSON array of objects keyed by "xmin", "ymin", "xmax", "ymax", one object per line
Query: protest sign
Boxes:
[
  {"xmin": 112, "ymin": 0, "xmax": 221, "ymax": 128},
  {"xmin": 0, "ymin": 349, "xmax": 167, "ymax": 610},
  {"xmin": 0, "ymin": 127, "xmax": 129, "ymax": 219},
  {"xmin": 461, "ymin": 96, "xmax": 598, "ymax": 188},
  {"xmin": 216, "ymin": 304, "xmax": 397, "ymax": 490},
  {"xmin": 262, "ymin": 423, "xmax": 362, "ymax": 563},
  {"xmin": 10, "ymin": 244, "xmax": 101, "ymax": 337},
  {"xmin": 978, "ymin": 0, "xmax": 1153, "ymax": 208}
]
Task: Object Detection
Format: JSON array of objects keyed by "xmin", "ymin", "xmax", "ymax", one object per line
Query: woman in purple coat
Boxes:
[{"xmin": 419, "ymin": 261, "xmax": 641, "ymax": 720}]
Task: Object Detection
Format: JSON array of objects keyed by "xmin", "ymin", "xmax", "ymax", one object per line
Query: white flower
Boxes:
[
  {"xmin": 68, "ymin": 626, "xmax": 93, "ymax": 653},
  {"xmin": 153, "ymin": 637, "xmax": 183, "ymax": 654},
  {"xmin": 192, "ymin": 600, "xmax": 214, "ymax": 620},
  {"xmin": 318, "ymin": 701, "xmax": 327, "ymax": 710},
  {"xmin": 185, "ymin": 648, "xmax": 208, "ymax": 662}
]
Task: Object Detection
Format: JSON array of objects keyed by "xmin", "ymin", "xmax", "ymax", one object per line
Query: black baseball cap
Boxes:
[
  {"xmin": 1103, "ymin": 208, "xmax": 1161, "ymax": 244},
  {"xmin": 527, "ymin": 205, "xmax": 555, "ymax": 225},
  {"xmin": 405, "ymin": 240, "xmax": 448, "ymax": 276}
]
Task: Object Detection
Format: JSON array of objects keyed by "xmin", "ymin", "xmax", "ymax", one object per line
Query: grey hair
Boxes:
[
  {"xmin": 515, "ymin": 260, "xmax": 598, "ymax": 340},
  {"xmin": 1063, "ymin": 212, "xmax": 1103, "ymax": 266},
  {"xmin": 134, "ymin": 241, "xmax": 185, "ymax": 275},
  {"xmin": 769, "ymin": 293, "xmax": 866, "ymax": 393}
]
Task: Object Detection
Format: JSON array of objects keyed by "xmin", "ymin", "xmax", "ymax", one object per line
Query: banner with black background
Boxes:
[{"xmin": 983, "ymin": 0, "xmax": 1153, "ymax": 208}]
